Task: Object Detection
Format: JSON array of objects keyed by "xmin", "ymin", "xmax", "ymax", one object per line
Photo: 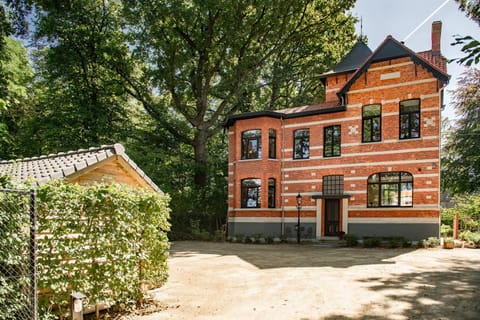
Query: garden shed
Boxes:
[{"xmin": 0, "ymin": 143, "xmax": 162, "ymax": 193}]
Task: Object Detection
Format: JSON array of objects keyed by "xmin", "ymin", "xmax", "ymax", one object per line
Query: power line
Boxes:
[{"xmin": 403, "ymin": 0, "xmax": 450, "ymax": 42}]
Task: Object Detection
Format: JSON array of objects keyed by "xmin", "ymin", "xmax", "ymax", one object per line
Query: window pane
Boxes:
[
  {"xmin": 363, "ymin": 119, "xmax": 372, "ymax": 142},
  {"xmin": 294, "ymin": 129, "xmax": 309, "ymax": 159},
  {"xmin": 372, "ymin": 118, "xmax": 381, "ymax": 141},
  {"xmin": 400, "ymin": 172, "xmax": 413, "ymax": 182},
  {"xmin": 242, "ymin": 130, "xmax": 261, "ymax": 159},
  {"xmin": 367, "ymin": 184, "xmax": 379, "ymax": 207},
  {"xmin": 368, "ymin": 174, "xmax": 379, "ymax": 183},
  {"xmin": 363, "ymin": 104, "xmax": 381, "ymax": 117},
  {"xmin": 324, "ymin": 125, "xmax": 340, "ymax": 157},
  {"xmin": 241, "ymin": 179, "xmax": 261, "ymax": 208},
  {"xmin": 400, "ymin": 114, "xmax": 410, "ymax": 139},
  {"xmin": 411, "ymin": 113, "xmax": 420, "ymax": 138},
  {"xmin": 400, "ymin": 182, "xmax": 413, "ymax": 206},
  {"xmin": 380, "ymin": 172, "xmax": 400, "ymax": 182},
  {"xmin": 269, "ymin": 129, "xmax": 276, "ymax": 159},
  {"xmin": 381, "ymin": 184, "xmax": 399, "ymax": 206},
  {"xmin": 268, "ymin": 178, "xmax": 276, "ymax": 208}
]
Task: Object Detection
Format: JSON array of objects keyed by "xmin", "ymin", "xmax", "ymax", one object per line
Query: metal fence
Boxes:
[{"xmin": 0, "ymin": 189, "xmax": 37, "ymax": 320}]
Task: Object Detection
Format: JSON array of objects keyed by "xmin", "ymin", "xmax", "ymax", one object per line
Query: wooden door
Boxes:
[{"xmin": 324, "ymin": 199, "xmax": 340, "ymax": 236}]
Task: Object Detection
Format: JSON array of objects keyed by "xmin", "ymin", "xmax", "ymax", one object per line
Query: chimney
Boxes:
[{"xmin": 431, "ymin": 21, "xmax": 442, "ymax": 55}]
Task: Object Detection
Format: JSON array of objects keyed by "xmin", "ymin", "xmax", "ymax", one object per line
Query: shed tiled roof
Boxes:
[{"xmin": 0, "ymin": 144, "xmax": 162, "ymax": 193}]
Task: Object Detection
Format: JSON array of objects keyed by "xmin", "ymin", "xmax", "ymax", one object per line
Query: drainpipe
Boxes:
[
  {"xmin": 281, "ymin": 116, "xmax": 286, "ymax": 236},
  {"xmin": 438, "ymin": 84, "xmax": 445, "ymax": 239}
]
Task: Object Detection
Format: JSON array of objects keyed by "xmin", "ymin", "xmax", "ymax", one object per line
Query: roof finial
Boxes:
[{"xmin": 360, "ymin": 16, "xmax": 363, "ymax": 39}]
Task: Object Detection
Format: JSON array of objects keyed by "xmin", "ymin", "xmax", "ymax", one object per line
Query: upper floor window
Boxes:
[
  {"xmin": 269, "ymin": 129, "xmax": 277, "ymax": 159},
  {"xmin": 324, "ymin": 125, "xmax": 341, "ymax": 157},
  {"xmin": 400, "ymin": 99, "xmax": 420, "ymax": 139},
  {"xmin": 362, "ymin": 104, "xmax": 381, "ymax": 142},
  {"xmin": 367, "ymin": 172, "xmax": 413, "ymax": 207},
  {"xmin": 268, "ymin": 178, "xmax": 276, "ymax": 208},
  {"xmin": 241, "ymin": 178, "xmax": 261, "ymax": 208},
  {"xmin": 241, "ymin": 129, "xmax": 261, "ymax": 160},
  {"xmin": 293, "ymin": 129, "xmax": 310, "ymax": 159}
]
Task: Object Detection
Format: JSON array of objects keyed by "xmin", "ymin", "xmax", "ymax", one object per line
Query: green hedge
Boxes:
[
  {"xmin": 36, "ymin": 181, "xmax": 170, "ymax": 317},
  {"xmin": 0, "ymin": 189, "xmax": 33, "ymax": 320}
]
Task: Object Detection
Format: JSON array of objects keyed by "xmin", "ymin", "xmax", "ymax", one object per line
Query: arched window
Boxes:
[
  {"xmin": 241, "ymin": 178, "xmax": 261, "ymax": 208},
  {"xmin": 367, "ymin": 172, "xmax": 413, "ymax": 207},
  {"xmin": 241, "ymin": 129, "xmax": 261, "ymax": 159},
  {"xmin": 268, "ymin": 178, "xmax": 276, "ymax": 208}
]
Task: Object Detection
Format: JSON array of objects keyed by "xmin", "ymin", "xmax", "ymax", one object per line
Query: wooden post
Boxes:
[{"xmin": 453, "ymin": 213, "xmax": 459, "ymax": 239}]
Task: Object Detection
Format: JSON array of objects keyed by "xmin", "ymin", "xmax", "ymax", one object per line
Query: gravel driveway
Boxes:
[{"xmin": 137, "ymin": 241, "xmax": 480, "ymax": 320}]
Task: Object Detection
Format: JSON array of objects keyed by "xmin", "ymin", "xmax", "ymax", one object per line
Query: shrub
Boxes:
[
  {"xmin": 213, "ymin": 230, "xmax": 225, "ymax": 242},
  {"xmin": 252, "ymin": 233, "xmax": 262, "ymax": 243},
  {"xmin": 441, "ymin": 224, "xmax": 453, "ymax": 237},
  {"xmin": 266, "ymin": 236, "xmax": 274, "ymax": 244},
  {"xmin": 419, "ymin": 237, "xmax": 440, "ymax": 248},
  {"xmin": 234, "ymin": 233, "xmax": 245, "ymax": 242},
  {"xmin": 402, "ymin": 238, "xmax": 412, "ymax": 248},
  {"xmin": 363, "ymin": 236, "xmax": 381, "ymax": 248},
  {"xmin": 36, "ymin": 181, "xmax": 170, "ymax": 317},
  {"xmin": 387, "ymin": 236, "xmax": 404, "ymax": 248},
  {"xmin": 343, "ymin": 234, "xmax": 358, "ymax": 246},
  {"xmin": 279, "ymin": 234, "xmax": 288, "ymax": 243},
  {"xmin": 460, "ymin": 230, "xmax": 480, "ymax": 247}
]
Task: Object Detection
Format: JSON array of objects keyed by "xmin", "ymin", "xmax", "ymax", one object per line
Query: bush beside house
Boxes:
[{"xmin": 35, "ymin": 181, "xmax": 170, "ymax": 317}]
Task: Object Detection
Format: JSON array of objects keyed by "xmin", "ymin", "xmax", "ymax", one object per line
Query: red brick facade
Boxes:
[{"xmin": 225, "ymin": 23, "xmax": 449, "ymax": 241}]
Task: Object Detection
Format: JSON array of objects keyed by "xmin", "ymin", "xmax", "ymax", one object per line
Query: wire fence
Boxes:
[{"xmin": 0, "ymin": 189, "xmax": 37, "ymax": 320}]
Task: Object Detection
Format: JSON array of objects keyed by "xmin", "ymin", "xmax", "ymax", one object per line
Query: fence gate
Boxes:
[{"xmin": 0, "ymin": 189, "xmax": 37, "ymax": 320}]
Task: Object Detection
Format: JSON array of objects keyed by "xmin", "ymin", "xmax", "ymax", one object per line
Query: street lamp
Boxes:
[{"xmin": 296, "ymin": 193, "xmax": 302, "ymax": 243}]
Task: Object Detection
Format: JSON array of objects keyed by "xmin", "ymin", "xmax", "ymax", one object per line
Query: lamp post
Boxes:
[{"xmin": 296, "ymin": 193, "xmax": 302, "ymax": 243}]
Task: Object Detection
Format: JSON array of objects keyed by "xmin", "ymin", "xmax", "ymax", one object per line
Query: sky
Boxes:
[{"xmin": 351, "ymin": 0, "xmax": 480, "ymax": 120}]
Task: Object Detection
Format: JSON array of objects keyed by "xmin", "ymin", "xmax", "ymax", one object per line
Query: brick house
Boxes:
[{"xmin": 224, "ymin": 22, "xmax": 449, "ymax": 241}]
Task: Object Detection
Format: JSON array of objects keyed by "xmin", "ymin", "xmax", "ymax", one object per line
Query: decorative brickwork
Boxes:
[{"xmin": 225, "ymin": 22, "xmax": 449, "ymax": 241}]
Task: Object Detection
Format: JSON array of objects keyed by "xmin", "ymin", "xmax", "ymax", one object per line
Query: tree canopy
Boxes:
[
  {"xmin": 442, "ymin": 68, "xmax": 480, "ymax": 194},
  {"xmin": 2, "ymin": 0, "xmax": 358, "ymax": 235},
  {"xmin": 452, "ymin": 0, "xmax": 480, "ymax": 65}
]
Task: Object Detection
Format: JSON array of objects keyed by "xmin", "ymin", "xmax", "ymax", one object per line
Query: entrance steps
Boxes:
[{"xmin": 312, "ymin": 238, "xmax": 347, "ymax": 248}]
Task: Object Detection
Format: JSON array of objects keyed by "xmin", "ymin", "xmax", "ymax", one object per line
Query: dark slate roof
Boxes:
[
  {"xmin": 0, "ymin": 144, "xmax": 162, "ymax": 193},
  {"xmin": 338, "ymin": 35, "xmax": 450, "ymax": 97},
  {"xmin": 329, "ymin": 40, "xmax": 372, "ymax": 74},
  {"xmin": 224, "ymin": 102, "xmax": 344, "ymax": 127}
]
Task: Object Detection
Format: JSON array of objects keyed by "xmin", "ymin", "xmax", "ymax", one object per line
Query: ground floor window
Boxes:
[
  {"xmin": 367, "ymin": 172, "xmax": 413, "ymax": 207},
  {"xmin": 241, "ymin": 178, "xmax": 261, "ymax": 208},
  {"xmin": 268, "ymin": 178, "xmax": 276, "ymax": 208}
]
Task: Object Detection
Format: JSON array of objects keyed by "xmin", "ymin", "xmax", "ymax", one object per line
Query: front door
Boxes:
[{"xmin": 324, "ymin": 199, "xmax": 340, "ymax": 236}]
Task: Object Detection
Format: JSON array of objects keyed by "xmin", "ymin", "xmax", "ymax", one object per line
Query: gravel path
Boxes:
[{"xmin": 136, "ymin": 241, "xmax": 480, "ymax": 320}]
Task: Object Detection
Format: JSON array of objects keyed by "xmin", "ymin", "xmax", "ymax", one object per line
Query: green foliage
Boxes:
[
  {"xmin": 452, "ymin": 0, "xmax": 480, "ymax": 66},
  {"xmin": 363, "ymin": 236, "xmax": 381, "ymax": 248},
  {"xmin": 459, "ymin": 230, "xmax": 480, "ymax": 247},
  {"xmin": 442, "ymin": 192, "xmax": 480, "ymax": 233},
  {"xmin": 0, "ymin": 189, "xmax": 33, "ymax": 319},
  {"xmin": 35, "ymin": 181, "xmax": 170, "ymax": 316},
  {"xmin": 442, "ymin": 69, "xmax": 480, "ymax": 194},
  {"xmin": 418, "ymin": 237, "xmax": 440, "ymax": 248},
  {"xmin": 441, "ymin": 224, "xmax": 454, "ymax": 237},
  {"xmin": 343, "ymin": 234, "xmax": 358, "ymax": 247},
  {"xmin": 0, "ymin": 37, "xmax": 34, "ymax": 159}
]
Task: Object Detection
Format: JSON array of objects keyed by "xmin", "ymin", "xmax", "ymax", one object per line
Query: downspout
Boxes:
[
  {"xmin": 438, "ymin": 83, "xmax": 445, "ymax": 238},
  {"xmin": 281, "ymin": 115, "xmax": 286, "ymax": 236}
]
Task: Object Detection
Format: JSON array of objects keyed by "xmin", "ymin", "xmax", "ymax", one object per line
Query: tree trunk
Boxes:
[{"xmin": 193, "ymin": 130, "xmax": 208, "ymax": 188}]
